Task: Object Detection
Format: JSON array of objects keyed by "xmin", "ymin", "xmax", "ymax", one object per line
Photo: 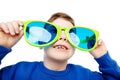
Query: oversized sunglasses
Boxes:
[{"xmin": 23, "ymin": 20, "xmax": 99, "ymax": 51}]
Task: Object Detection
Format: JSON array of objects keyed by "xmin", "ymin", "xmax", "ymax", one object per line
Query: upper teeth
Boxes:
[{"xmin": 54, "ymin": 45, "xmax": 67, "ymax": 50}]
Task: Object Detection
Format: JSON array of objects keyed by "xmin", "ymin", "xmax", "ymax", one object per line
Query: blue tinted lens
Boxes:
[
  {"xmin": 26, "ymin": 22, "xmax": 57, "ymax": 45},
  {"xmin": 69, "ymin": 27, "xmax": 96, "ymax": 49}
]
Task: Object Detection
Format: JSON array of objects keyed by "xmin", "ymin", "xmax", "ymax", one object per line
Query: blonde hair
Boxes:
[{"xmin": 48, "ymin": 12, "xmax": 75, "ymax": 26}]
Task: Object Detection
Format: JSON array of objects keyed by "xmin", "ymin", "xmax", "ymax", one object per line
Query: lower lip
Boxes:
[{"xmin": 53, "ymin": 47, "xmax": 68, "ymax": 52}]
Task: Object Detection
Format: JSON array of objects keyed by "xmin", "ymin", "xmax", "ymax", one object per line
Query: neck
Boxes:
[{"xmin": 44, "ymin": 58, "xmax": 67, "ymax": 71}]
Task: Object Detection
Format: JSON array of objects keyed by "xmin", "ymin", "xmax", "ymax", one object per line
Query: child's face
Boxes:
[{"xmin": 44, "ymin": 18, "xmax": 75, "ymax": 61}]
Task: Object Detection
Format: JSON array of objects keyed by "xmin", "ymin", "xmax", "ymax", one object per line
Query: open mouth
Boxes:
[{"xmin": 53, "ymin": 44, "xmax": 68, "ymax": 50}]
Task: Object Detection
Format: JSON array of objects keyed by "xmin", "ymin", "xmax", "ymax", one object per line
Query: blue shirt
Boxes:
[{"xmin": 0, "ymin": 46, "xmax": 120, "ymax": 80}]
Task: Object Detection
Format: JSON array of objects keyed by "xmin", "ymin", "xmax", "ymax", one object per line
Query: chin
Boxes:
[
  {"xmin": 52, "ymin": 57, "xmax": 69, "ymax": 62},
  {"xmin": 44, "ymin": 47, "xmax": 74, "ymax": 61}
]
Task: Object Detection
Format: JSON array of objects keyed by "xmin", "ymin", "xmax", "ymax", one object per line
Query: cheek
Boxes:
[
  {"xmin": 44, "ymin": 46, "xmax": 56, "ymax": 57},
  {"xmin": 44, "ymin": 46, "xmax": 51, "ymax": 51},
  {"xmin": 71, "ymin": 47, "xmax": 76, "ymax": 55},
  {"xmin": 44, "ymin": 44, "xmax": 54, "ymax": 51},
  {"xmin": 70, "ymin": 44, "xmax": 76, "ymax": 52},
  {"xmin": 44, "ymin": 46, "xmax": 52, "ymax": 54}
]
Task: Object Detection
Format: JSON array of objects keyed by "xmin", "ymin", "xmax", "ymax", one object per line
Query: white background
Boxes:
[{"xmin": 0, "ymin": 0, "xmax": 120, "ymax": 71}]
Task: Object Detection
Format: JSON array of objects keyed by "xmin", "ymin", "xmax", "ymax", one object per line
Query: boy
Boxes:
[{"xmin": 0, "ymin": 12, "xmax": 120, "ymax": 80}]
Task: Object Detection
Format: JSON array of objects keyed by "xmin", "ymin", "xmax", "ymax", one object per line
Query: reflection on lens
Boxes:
[
  {"xmin": 28, "ymin": 27, "xmax": 51, "ymax": 44},
  {"xmin": 69, "ymin": 33, "xmax": 80, "ymax": 45},
  {"xmin": 86, "ymin": 35, "xmax": 96, "ymax": 49},
  {"xmin": 25, "ymin": 22, "xmax": 57, "ymax": 45},
  {"xmin": 69, "ymin": 27, "xmax": 96, "ymax": 50}
]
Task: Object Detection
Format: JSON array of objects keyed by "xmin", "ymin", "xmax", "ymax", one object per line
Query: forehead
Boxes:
[{"xmin": 52, "ymin": 18, "xmax": 73, "ymax": 28}]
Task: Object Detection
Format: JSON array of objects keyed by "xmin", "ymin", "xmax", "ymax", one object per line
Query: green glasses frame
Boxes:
[{"xmin": 23, "ymin": 20, "xmax": 99, "ymax": 51}]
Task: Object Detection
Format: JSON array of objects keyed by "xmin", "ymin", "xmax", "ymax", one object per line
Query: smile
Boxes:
[{"xmin": 53, "ymin": 44, "xmax": 68, "ymax": 50}]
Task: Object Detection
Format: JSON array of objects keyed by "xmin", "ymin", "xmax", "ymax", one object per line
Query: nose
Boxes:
[{"xmin": 58, "ymin": 31, "xmax": 67, "ymax": 41}]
